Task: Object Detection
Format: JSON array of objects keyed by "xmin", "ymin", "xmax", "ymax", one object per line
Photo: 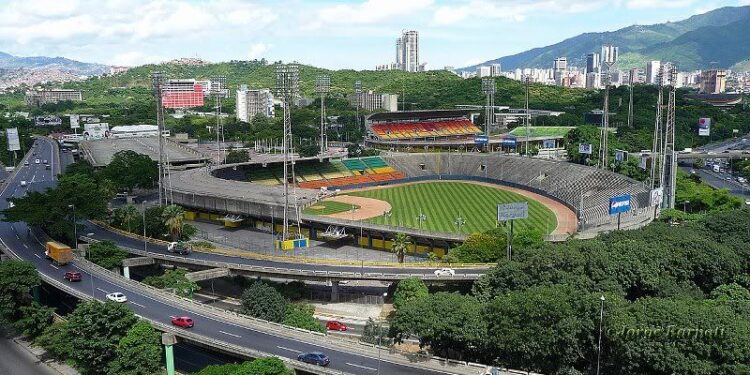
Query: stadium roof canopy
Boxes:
[{"xmin": 367, "ymin": 109, "xmax": 473, "ymax": 122}]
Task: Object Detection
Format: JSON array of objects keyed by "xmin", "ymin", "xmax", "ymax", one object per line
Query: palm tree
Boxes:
[
  {"xmin": 120, "ymin": 204, "xmax": 139, "ymax": 233},
  {"xmin": 391, "ymin": 233, "xmax": 411, "ymax": 263},
  {"xmin": 161, "ymin": 204, "xmax": 185, "ymax": 241}
]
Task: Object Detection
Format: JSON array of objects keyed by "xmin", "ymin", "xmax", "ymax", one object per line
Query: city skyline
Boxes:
[{"xmin": 1, "ymin": 0, "xmax": 748, "ymax": 70}]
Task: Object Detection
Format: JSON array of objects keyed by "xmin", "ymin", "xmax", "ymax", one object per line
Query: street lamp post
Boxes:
[
  {"xmin": 68, "ymin": 204, "xmax": 77, "ymax": 250},
  {"xmin": 377, "ymin": 291, "xmax": 388, "ymax": 375},
  {"xmin": 142, "ymin": 201, "xmax": 148, "ymax": 254},
  {"xmin": 596, "ymin": 295, "xmax": 606, "ymax": 375}
]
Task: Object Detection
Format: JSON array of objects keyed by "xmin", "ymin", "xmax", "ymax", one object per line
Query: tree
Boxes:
[
  {"xmin": 115, "ymin": 204, "xmax": 140, "ymax": 233},
  {"xmin": 483, "ymin": 286, "xmax": 600, "ymax": 373},
  {"xmin": 143, "ymin": 269, "xmax": 200, "ymax": 297},
  {"xmin": 225, "ymin": 149, "xmax": 250, "ymax": 164},
  {"xmin": 282, "ymin": 304, "xmax": 324, "ymax": 332},
  {"xmin": 65, "ymin": 301, "xmax": 138, "ymax": 374},
  {"xmin": 297, "ymin": 144, "xmax": 319, "ymax": 158},
  {"xmin": 36, "ymin": 322, "xmax": 72, "ymax": 360},
  {"xmin": 14, "ymin": 302, "xmax": 54, "ymax": 338},
  {"xmin": 103, "ymin": 150, "xmax": 158, "ymax": 193},
  {"xmin": 392, "ymin": 277, "xmax": 428, "ymax": 310},
  {"xmin": 107, "ymin": 320, "xmax": 163, "ymax": 375},
  {"xmin": 195, "ymin": 358, "xmax": 293, "ymax": 375},
  {"xmin": 710, "ymin": 283, "xmax": 750, "ymax": 301},
  {"xmin": 0, "ymin": 260, "xmax": 41, "ymax": 321},
  {"xmin": 390, "ymin": 233, "xmax": 411, "ymax": 263},
  {"xmin": 361, "ymin": 317, "xmax": 391, "ymax": 346},
  {"xmin": 88, "ymin": 240, "xmax": 128, "ymax": 270},
  {"xmin": 241, "ymin": 281, "xmax": 287, "ymax": 323},
  {"xmin": 161, "ymin": 204, "xmax": 185, "ymax": 241},
  {"xmin": 389, "ymin": 292, "xmax": 486, "ymax": 360}
]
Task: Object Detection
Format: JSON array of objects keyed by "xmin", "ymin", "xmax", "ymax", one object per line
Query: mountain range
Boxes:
[
  {"xmin": 0, "ymin": 52, "xmax": 108, "ymax": 76},
  {"xmin": 461, "ymin": 5, "xmax": 750, "ymax": 72}
]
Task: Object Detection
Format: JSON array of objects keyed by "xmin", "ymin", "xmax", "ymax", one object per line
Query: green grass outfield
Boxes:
[
  {"xmin": 348, "ymin": 181, "xmax": 557, "ymax": 235},
  {"xmin": 303, "ymin": 201, "xmax": 359, "ymax": 215},
  {"xmin": 508, "ymin": 126, "xmax": 574, "ymax": 138}
]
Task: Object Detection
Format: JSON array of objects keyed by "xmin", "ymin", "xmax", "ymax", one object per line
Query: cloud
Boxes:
[
  {"xmin": 623, "ymin": 0, "xmax": 695, "ymax": 9},
  {"xmin": 432, "ymin": 0, "xmax": 602, "ymax": 25},
  {"xmin": 0, "ymin": 0, "xmax": 277, "ymax": 45},
  {"xmin": 308, "ymin": 0, "xmax": 434, "ymax": 29},
  {"xmin": 109, "ymin": 51, "xmax": 166, "ymax": 67},
  {"xmin": 247, "ymin": 43, "xmax": 271, "ymax": 60}
]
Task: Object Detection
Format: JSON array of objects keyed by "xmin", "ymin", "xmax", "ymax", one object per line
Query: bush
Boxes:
[
  {"xmin": 361, "ymin": 317, "xmax": 391, "ymax": 346},
  {"xmin": 282, "ymin": 304, "xmax": 324, "ymax": 332},
  {"xmin": 88, "ymin": 240, "xmax": 128, "ymax": 270},
  {"xmin": 241, "ymin": 282, "xmax": 287, "ymax": 323},
  {"xmin": 36, "ymin": 322, "xmax": 72, "ymax": 360},
  {"xmin": 14, "ymin": 302, "xmax": 54, "ymax": 338}
]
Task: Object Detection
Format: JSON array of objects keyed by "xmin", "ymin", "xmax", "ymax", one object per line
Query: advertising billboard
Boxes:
[
  {"xmin": 70, "ymin": 114, "xmax": 80, "ymax": 129},
  {"xmin": 542, "ymin": 139, "xmax": 556, "ymax": 149},
  {"xmin": 502, "ymin": 136, "xmax": 517, "ymax": 148},
  {"xmin": 579, "ymin": 143, "xmax": 593, "ymax": 154},
  {"xmin": 6, "ymin": 127, "xmax": 20, "ymax": 151},
  {"xmin": 698, "ymin": 118, "xmax": 711, "ymax": 136},
  {"xmin": 497, "ymin": 202, "xmax": 529, "ymax": 221},
  {"xmin": 650, "ymin": 188, "xmax": 664, "ymax": 207},
  {"xmin": 82, "ymin": 123, "xmax": 110, "ymax": 140},
  {"xmin": 609, "ymin": 194, "xmax": 631, "ymax": 215},
  {"xmin": 474, "ymin": 135, "xmax": 489, "ymax": 145}
]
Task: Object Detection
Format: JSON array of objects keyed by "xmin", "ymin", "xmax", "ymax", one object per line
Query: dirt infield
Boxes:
[
  {"xmin": 346, "ymin": 180, "xmax": 578, "ymax": 236},
  {"xmin": 320, "ymin": 195, "xmax": 393, "ymax": 221}
]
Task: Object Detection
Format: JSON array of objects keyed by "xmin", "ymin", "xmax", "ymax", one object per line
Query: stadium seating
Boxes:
[
  {"xmin": 370, "ymin": 119, "xmax": 482, "ymax": 140},
  {"xmin": 383, "ymin": 153, "xmax": 652, "ymax": 232}
]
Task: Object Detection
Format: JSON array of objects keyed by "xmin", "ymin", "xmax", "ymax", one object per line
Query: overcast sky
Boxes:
[{"xmin": 0, "ymin": 0, "xmax": 747, "ymax": 69}]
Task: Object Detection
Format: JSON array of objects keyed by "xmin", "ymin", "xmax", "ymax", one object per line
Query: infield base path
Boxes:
[{"xmin": 320, "ymin": 195, "xmax": 392, "ymax": 221}]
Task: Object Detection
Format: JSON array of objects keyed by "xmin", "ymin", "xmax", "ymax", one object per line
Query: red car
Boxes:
[
  {"xmin": 326, "ymin": 320, "xmax": 348, "ymax": 331},
  {"xmin": 171, "ymin": 316, "xmax": 194, "ymax": 328},
  {"xmin": 63, "ymin": 271, "xmax": 82, "ymax": 282}
]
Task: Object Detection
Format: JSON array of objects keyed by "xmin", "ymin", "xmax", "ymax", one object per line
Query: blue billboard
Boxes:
[
  {"xmin": 502, "ymin": 136, "xmax": 517, "ymax": 148},
  {"xmin": 474, "ymin": 135, "xmax": 489, "ymax": 145},
  {"xmin": 609, "ymin": 194, "xmax": 632, "ymax": 215}
]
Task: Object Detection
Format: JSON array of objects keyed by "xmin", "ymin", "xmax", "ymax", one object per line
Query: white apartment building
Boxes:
[
  {"xmin": 350, "ymin": 91, "xmax": 398, "ymax": 112},
  {"xmin": 236, "ymin": 85, "xmax": 274, "ymax": 122},
  {"xmin": 25, "ymin": 89, "xmax": 83, "ymax": 107},
  {"xmin": 646, "ymin": 61, "xmax": 661, "ymax": 84}
]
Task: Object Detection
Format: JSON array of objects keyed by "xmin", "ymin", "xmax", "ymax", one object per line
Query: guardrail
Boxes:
[
  {"xmin": 82, "ymin": 236, "xmax": 482, "ymax": 282},
  {"xmin": 92, "ymin": 221, "xmax": 494, "ymax": 270}
]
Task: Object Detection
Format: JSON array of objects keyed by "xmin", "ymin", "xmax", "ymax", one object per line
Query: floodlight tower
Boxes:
[
  {"xmin": 627, "ymin": 73, "xmax": 634, "ymax": 129},
  {"xmin": 275, "ymin": 63, "xmax": 300, "ymax": 240},
  {"xmin": 650, "ymin": 68, "xmax": 665, "ymax": 189},
  {"xmin": 524, "ymin": 74, "xmax": 531, "ymax": 157},
  {"xmin": 661, "ymin": 66, "xmax": 679, "ymax": 209},
  {"xmin": 316, "ymin": 75, "xmax": 331, "ymax": 154},
  {"xmin": 210, "ymin": 76, "xmax": 227, "ymax": 164},
  {"xmin": 354, "ymin": 80, "xmax": 362, "ymax": 134},
  {"xmin": 151, "ymin": 71, "xmax": 166, "ymax": 206},
  {"xmin": 599, "ymin": 44, "xmax": 618, "ymax": 169},
  {"xmin": 481, "ymin": 77, "xmax": 495, "ymax": 150}
]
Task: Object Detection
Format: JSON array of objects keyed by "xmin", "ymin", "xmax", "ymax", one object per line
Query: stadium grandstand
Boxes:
[
  {"xmin": 236, "ymin": 156, "xmax": 405, "ymax": 189},
  {"xmin": 367, "ymin": 110, "xmax": 481, "ymax": 142}
]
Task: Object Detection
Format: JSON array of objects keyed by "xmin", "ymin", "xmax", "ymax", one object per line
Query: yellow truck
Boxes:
[{"xmin": 45, "ymin": 241, "xmax": 73, "ymax": 265}]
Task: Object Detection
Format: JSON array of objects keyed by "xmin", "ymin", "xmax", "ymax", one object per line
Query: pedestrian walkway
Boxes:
[{"xmin": 190, "ymin": 220, "xmax": 424, "ymax": 263}]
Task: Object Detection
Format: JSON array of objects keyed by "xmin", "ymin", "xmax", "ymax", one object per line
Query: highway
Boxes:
[{"xmin": 0, "ymin": 137, "xmax": 483, "ymax": 375}]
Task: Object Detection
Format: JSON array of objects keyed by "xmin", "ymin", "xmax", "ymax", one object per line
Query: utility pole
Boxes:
[
  {"xmin": 316, "ymin": 75, "xmax": 330, "ymax": 155},
  {"xmin": 151, "ymin": 72, "xmax": 165, "ymax": 206}
]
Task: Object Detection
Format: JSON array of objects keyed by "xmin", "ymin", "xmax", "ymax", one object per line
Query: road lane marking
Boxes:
[
  {"xmin": 34, "ymin": 254, "xmax": 40, "ymax": 258},
  {"xmin": 131, "ymin": 301, "xmax": 145, "ymax": 308},
  {"xmin": 96, "ymin": 287, "xmax": 109, "ymax": 294},
  {"xmin": 218, "ymin": 330, "xmax": 241, "ymax": 338},
  {"xmin": 49, "ymin": 264, "xmax": 59, "ymax": 270},
  {"xmin": 276, "ymin": 346, "xmax": 301, "ymax": 354},
  {"xmin": 346, "ymin": 363, "xmax": 377, "ymax": 372},
  {"xmin": 22, "ymin": 244, "xmax": 28, "ymax": 249}
]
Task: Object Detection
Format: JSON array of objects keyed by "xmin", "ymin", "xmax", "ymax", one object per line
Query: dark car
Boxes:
[
  {"xmin": 63, "ymin": 271, "xmax": 82, "ymax": 282},
  {"xmin": 170, "ymin": 316, "xmax": 194, "ymax": 328},
  {"xmin": 326, "ymin": 320, "xmax": 348, "ymax": 331},
  {"xmin": 297, "ymin": 352, "xmax": 330, "ymax": 366}
]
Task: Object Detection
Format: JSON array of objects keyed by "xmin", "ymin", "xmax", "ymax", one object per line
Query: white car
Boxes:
[
  {"xmin": 106, "ymin": 292, "xmax": 128, "ymax": 303},
  {"xmin": 434, "ymin": 268, "xmax": 456, "ymax": 277},
  {"xmin": 34, "ymin": 159, "xmax": 40, "ymax": 164},
  {"xmin": 20, "ymin": 180, "xmax": 27, "ymax": 187}
]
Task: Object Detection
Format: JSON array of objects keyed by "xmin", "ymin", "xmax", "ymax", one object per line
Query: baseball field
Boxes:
[{"xmin": 345, "ymin": 181, "xmax": 558, "ymax": 234}]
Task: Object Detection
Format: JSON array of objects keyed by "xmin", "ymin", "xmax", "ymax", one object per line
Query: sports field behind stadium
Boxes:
[{"xmin": 347, "ymin": 181, "xmax": 558, "ymax": 234}]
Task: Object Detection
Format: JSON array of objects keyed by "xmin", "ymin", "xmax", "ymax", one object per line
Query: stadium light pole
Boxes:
[
  {"xmin": 481, "ymin": 78, "xmax": 496, "ymax": 152},
  {"xmin": 596, "ymin": 294, "xmax": 606, "ymax": 375},
  {"xmin": 599, "ymin": 44, "xmax": 618, "ymax": 170}
]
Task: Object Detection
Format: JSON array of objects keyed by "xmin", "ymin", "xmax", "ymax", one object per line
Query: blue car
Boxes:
[{"xmin": 297, "ymin": 352, "xmax": 330, "ymax": 366}]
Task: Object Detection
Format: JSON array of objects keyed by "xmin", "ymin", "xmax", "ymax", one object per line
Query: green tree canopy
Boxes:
[
  {"xmin": 392, "ymin": 277, "xmax": 428, "ymax": 310},
  {"xmin": 241, "ymin": 281, "xmax": 288, "ymax": 323},
  {"xmin": 0, "ymin": 260, "xmax": 41, "ymax": 321},
  {"xmin": 65, "ymin": 301, "xmax": 138, "ymax": 374},
  {"xmin": 102, "ymin": 150, "xmax": 158, "ymax": 193},
  {"xmin": 107, "ymin": 320, "xmax": 163, "ymax": 375},
  {"xmin": 282, "ymin": 304, "xmax": 324, "ymax": 332},
  {"xmin": 143, "ymin": 269, "xmax": 200, "ymax": 297},
  {"xmin": 88, "ymin": 240, "xmax": 128, "ymax": 270}
]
